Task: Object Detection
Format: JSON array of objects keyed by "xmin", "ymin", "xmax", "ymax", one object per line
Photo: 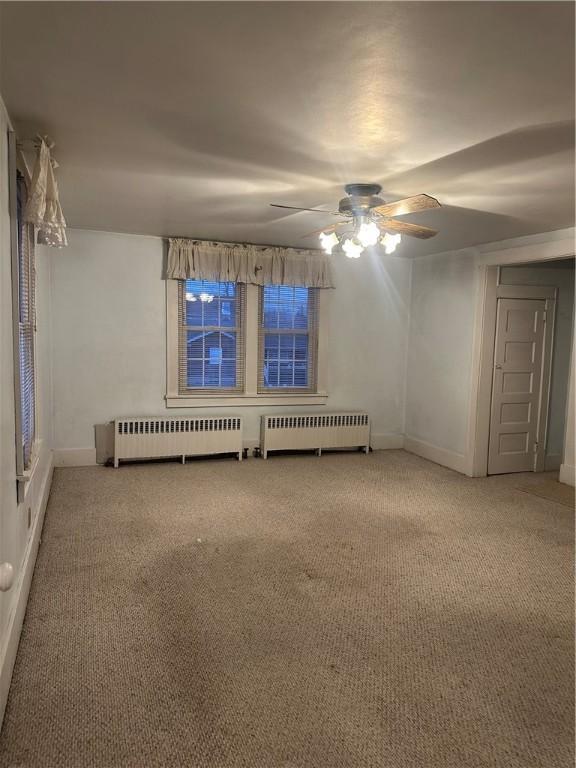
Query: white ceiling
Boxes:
[{"xmin": 1, "ymin": 1, "xmax": 574, "ymax": 257}]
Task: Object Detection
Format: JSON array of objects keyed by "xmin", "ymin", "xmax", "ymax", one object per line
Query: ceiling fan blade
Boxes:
[
  {"xmin": 377, "ymin": 218, "xmax": 438, "ymax": 239},
  {"xmin": 300, "ymin": 220, "xmax": 352, "ymax": 238},
  {"xmin": 270, "ymin": 204, "xmax": 342, "ymax": 215},
  {"xmin": 372, "ymin": 194, "xmax": 441, "ymax": 218}
]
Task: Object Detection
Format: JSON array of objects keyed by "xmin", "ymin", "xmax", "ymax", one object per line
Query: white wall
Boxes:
[
  {"xmin": 405, "ymin": 233, "xmax": 575, "ymax": 477},
  {"xmin": 405, "ymin": 250, "xmax": 478, "ymax": 464},
  {"xmin": 500, "ymin": 261, "xmax": 575, "ymax": 465},
  {"xmin": 50, "ymin": 229, "xmax": 412, "ymax": 459},
  {"xmin": 0, "ymin": 102, "xmax": 54, "ymax": 724}
]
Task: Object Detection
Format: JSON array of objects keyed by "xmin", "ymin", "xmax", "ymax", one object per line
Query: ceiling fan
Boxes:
[{"xmin": 270, "ymin": 183, "xmax": 441, "ymax": 257}]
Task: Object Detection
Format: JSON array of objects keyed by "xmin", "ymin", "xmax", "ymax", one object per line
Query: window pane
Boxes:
[
  {"xmin": 220, "ymin": 332, "xmax": 236, "ymax": 359},
  {"xmin": 262, "ymin": 285, "xmax": 310, "ymax": 330},
  {"xmin": 203, "ymin": 297, "xmax": 219, "ymax": 326},
  {"xmin": 277, "ymin": 286, "xmax": 293, "ymax": 329},
  {"xmin": 220, "ymin": 299, "xmax": 235, "ymax": 327},
  {"xmin": 264, "ymin": 334, "xmax": 279, "ymax": 360},
  {"xmin": 186, "ymin": 357, "xmax": 237, "ymax": 389},
  {"xmin": 187, "ymin": 359, "xmax": 204, "ymax": 387},
  {"xmin": 294, "ymin": 365, "xmax": 308, "ymax": 387},
  {"xmin": 263, "ymin": 285, "xmax": 279, "ymax": 328},
  {"xmin": 264, "ymin": 360, "xmax": 279, "ymax": 388},
  {"xmin": 293, "ymin": 288, "xmax": 308, "ymax": 328},
  {"xmin": 262, "ymin": 332, "xmax": 308, "ymax": 389},
  {"xmin": 279, "ymin": 335, "xmax": 294, "ymax": 359},
  {"xmin": 185, "ymin": 300, "xmax": 203, "ymax": 326},
  {"xmin": 279, "ymin": 362, "xmax": 294, "ymax": 387},
  {"xmin": 185, "ymin": 279, "xmax": 237, "ymax": 328},
  {"xmin": 204, "ymin": 360, "xmax": 220, "ymax": 387},
  {"xmin": 294, "ymin": 335, "xmax": 308, "ymax": 360},
  {"xmin": 221, "ymin": 358, "xmax": 237, "ymax": 388},
  {"xmin": 186, "ymin": 332, "xmax": 204, "ymax": 359}
]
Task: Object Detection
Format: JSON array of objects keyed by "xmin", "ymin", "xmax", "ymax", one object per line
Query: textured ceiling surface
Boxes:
[{"xmin": 1, "ymin": 1, "xmax": 574, "ymax": 256}]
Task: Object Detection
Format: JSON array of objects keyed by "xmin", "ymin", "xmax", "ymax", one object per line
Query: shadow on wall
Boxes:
[{"xmin": 95, "ymin": 423, "xmax": 114, "ymax": 464}]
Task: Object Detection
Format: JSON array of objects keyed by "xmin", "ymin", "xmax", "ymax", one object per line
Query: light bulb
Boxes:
[
  {"xmin": 319, "ymin": 231, "xmax": 339, "ymax": 255},
  {"xmin": 342, "ymin": 238, "xmax": 364, "ymax": 259},
  {"xmin": 357, "ymin": 219, "xmax": 380, "ymax": 247},
  {"xmin": 381, "ymin": 232, "xmax": 402, "ymax": 254},
  {"xmin": 199, "ymin": 292, "xmax": 214, "ymax": 303}
]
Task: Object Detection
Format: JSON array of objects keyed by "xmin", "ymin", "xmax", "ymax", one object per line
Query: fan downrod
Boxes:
[{"xmin": 344, "ymin": 183, "xmax": 382, "ymax": 197}]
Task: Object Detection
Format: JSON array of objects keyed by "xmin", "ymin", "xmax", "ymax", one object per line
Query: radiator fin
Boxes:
[
  {"xmin": 117, "ymin": 417, "xmax": 241, "ymax": 435},
  {"xmin": 266, "ymin": 414, "xmax": 368, "ymax": 430}
]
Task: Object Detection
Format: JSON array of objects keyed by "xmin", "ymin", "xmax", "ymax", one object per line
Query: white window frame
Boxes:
[
  {"xmin": 177, "ymin": 279, "xmax": 247, "ymax": 395},
  {"xmin": 9, "ymin": 130, "xmax": 40, "ymax": 495},
  {"xmin": 166, "ymin": 281, "xmax": 329, "ymax": 407},
  {"xmin": 257, "ymin": 285, "xmax": 319, "ymax": 395}
]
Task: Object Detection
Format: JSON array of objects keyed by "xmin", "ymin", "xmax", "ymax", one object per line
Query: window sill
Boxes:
[
  {"xmin": 16, "ymin": 439, "xmax": 42, "ymax": 503},
  {"xmin": 165, "ymin": 393, "xmax": 329, "ymax": 408}
]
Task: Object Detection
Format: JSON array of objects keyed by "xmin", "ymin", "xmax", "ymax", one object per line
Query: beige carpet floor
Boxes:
[
  {"xmin": 516, "ymin": 476, "xmax": 575, "ymax": 509},
  {"xmin": 0, "ymin": 450, "xmax": 573, "ymax": 768}
]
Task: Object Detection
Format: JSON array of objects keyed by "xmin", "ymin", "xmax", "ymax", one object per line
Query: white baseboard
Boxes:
[
  {"xmin": 0, "ymin": 448, "xmax": 53, "ymax": 728},
  {"xmin": 371, "ymin": 433, "xmax": 405, "ymax": 450},
  {"xmin": 243, "ymin": 435, "xmax": 403, "ymax": 453},
  {"xmin": 544, "ymin": 453, "xmax": 562, "ymax": 472},
  {"xmin": 53, "ymin": 448, "xmax": 97, "ymax": 467},
  {"xmin": 61, "ymin": 444, "xmax": 264, "ymax": 464},
  {"xmin": 58, "ymin": 437, "xmax": 404, "ymax": 464},
  {"xmin": 404, "ymin": 436, "xmax": 467, "ymax": 475},
  {"xmin": 559, "ymin": 463, "xmax": 575, "ymax": 487}
]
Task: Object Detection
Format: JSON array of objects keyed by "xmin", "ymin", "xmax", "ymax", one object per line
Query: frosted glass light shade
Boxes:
[
  {"xmin": 381, "ymin": 232, "xmax": 402, "ymax": 254},
  {"xmin": 319, "ymin": 231, "xmax": 339, "ymax": 254},
  {"xmin": 342, "ymin": 238, "xmax": 364, "ymax": 259},
  {"xmin": 357, "ymin": 220, "xmax": 380, "ymax": 247}
]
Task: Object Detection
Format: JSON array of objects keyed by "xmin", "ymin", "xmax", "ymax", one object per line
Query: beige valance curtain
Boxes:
[
  {"xmin": 166, "ymin": 238, "xmax": 334, "ymax": 288},
  {"xmin": 23, "ymin": 137, "xmax": 67, "ymax": 248}
]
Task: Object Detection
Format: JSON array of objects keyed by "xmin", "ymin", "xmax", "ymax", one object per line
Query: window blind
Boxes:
[
  {"xmin": 258, "ymin": 285, "xmax": 319, "ymax": 393},
  {"xmin": 178, "ymin": 279, "xmax": 246, "ymax": 394},
  {"xmin": 16, "ymin": 172, "xmax": 36, "ymax": 469}
]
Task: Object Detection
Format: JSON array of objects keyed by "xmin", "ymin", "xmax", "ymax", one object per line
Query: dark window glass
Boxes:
[
  {"xmin": 183, "ymin": 279, "xmax": 239, "ymax": 389},
  {"xmin": 261, "ymin": 285, "xmax": 311, "ymax": 390}
]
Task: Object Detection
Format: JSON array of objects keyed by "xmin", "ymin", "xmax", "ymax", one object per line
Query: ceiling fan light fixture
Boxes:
[
  {"xmin": 342, "ymin": 237, "xmax": 364, "ymax": 259},
  {"xmin": 272, "ymin": 184, "xmax": 440, "ymax": 258},
  {"xmin": 381, "ymin": 232, "xmax": 402, "ymax": 254},
  {"xmin": 319, "ymin": 230, "xmax": 339, "ymax": 255},
  {"xmin": 357, "ymin": 219, "xmax": 380, "ymax": 247}
]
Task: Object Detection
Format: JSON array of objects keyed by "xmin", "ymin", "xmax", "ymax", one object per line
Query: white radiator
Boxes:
[
  {"xmin": 114, "ymin": 416, "xmax": 243, "ymax": 467},
  {"xmin": 260, "ymin": 412, "xmax": 370, "ymax": 459}
]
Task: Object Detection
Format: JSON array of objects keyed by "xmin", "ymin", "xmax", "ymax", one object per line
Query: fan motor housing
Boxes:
[{"xmin": 339, "ymin": 183, "xmax": 384, "ymax": 215}]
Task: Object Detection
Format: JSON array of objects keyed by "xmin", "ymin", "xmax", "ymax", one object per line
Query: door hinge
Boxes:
[
  {"xmin": 533, "ymin": 442, "xmax": 539, "ymax": 454},
  {"xmin": 543, "ymin": 312, "xmax": 547, "ymax": 324}
]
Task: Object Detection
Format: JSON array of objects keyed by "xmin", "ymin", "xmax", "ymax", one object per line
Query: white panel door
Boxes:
[{"xmin": 488, "ymin": 298, "xmax": 548, "ymax": 475}]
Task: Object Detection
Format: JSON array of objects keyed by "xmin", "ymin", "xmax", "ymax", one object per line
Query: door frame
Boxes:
[{"xmin": 466, "ymin": 234, "xmax": 575, "ymax": 477}]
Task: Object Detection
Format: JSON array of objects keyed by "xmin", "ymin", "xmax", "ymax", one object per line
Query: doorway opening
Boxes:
[{"xmin": 469, "ymin": 257, "xmax": 575, "ymax": 477}]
